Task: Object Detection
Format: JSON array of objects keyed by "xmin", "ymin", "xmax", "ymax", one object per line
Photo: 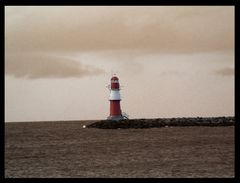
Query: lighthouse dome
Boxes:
[{"xmin": 111, "ymin": 76, "xmax": 119, "ymax": 81}]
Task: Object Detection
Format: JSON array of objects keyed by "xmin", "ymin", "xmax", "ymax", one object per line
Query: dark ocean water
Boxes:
[{"xmin": 5, "ymin": 121, "xmax": 234, "ymax": 178}]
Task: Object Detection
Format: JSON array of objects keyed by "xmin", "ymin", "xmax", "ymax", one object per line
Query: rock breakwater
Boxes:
[{"xmin": 86, "ymin": 117, "xmax": 235, "ymax": 129}]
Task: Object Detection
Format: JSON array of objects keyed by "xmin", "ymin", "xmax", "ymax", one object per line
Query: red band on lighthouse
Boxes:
[{"xmin": 110, "ymin": 101, "xmax": 121, "ymax": 116}]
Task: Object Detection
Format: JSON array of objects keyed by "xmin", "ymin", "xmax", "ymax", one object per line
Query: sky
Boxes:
[{"xmin": 5, "ymin": 6, "xmax": 234, "ymax": 122}]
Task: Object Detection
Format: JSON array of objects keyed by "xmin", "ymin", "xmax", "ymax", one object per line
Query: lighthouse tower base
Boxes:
[{"xmin": 107, "ymin": 115, "xmax": 125, "ymax": 121}]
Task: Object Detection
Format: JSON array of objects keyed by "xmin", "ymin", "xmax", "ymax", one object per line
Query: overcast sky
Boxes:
[{"xmin": 5, "ymin": 6, "xmax": 234, "ymax": 122}]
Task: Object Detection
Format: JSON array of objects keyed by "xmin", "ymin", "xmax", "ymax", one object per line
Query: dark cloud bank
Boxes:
[{"xmin": 5, "ymin": 54, "xmax": 105, "ymax": 79}]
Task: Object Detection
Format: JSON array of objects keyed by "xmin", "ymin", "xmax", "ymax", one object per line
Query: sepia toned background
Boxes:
[{"xmin": 5, "ymin": 6, "xmax": 234, "ymax": 122}]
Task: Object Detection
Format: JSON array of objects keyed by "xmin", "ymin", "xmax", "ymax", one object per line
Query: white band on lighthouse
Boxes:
[{"xmin": 109, "ymin": 90, "xmax": 121, "ymax": 100}]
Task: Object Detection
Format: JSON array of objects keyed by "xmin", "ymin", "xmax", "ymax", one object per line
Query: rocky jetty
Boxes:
[{"xmin": 86, "ymin": 117, "xmax": 235, "ymax": 129}]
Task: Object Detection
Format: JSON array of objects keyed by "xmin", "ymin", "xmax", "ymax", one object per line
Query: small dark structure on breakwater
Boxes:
[{"xmin": 86, "ymin": 117, "xmax": 235, "ymax": 129}]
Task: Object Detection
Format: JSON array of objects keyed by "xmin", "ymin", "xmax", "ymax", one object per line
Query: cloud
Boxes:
[
  {"xmin": 214, "ymin": 67, "xmax": 234, "ymax": 76},
  {"xmin": 5, "ymin": 6, "xmax": 234, "ymax": 54},
  {"xmin": 5, "ymin": 6, "xmax": 234, "ymax": 79},
  {"xmin": 5, "ymin": 53, "xmax": 105, "ymax": 79}
]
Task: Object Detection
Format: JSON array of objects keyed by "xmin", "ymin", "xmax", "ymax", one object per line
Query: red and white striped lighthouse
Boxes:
[{"xmin": 107, "ymin": 75, "xmax": 125, "ymax": 121}]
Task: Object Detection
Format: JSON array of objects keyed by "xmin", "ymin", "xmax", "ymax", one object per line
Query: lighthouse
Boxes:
[{"xmin": 107, "ymin": 75, "xmax": 125, "ymax": 121}]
